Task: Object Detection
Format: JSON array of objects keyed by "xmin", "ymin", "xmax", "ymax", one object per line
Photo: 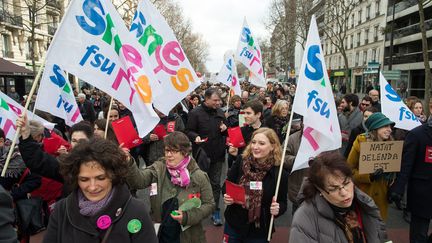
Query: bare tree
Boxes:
[
  {"xmin": 266, "ymin": 0, "xmax": 297, "ymax": 80},
  {"xmin": 418, "ymin": 0, "xmax": 432, "ymax": 116},
  {"xmin": 295, "ymin": 0, "xmax": 312, "ymax": 49},
  {"xmin": 322, "ymin": 0, "xmax": 358, "ymax": 93}
]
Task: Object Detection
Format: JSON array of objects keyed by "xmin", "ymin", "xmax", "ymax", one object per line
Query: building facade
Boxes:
[
  {"xmin": 0, "ymin": 0, "xmax": 66, "ymax": 96},
  {"xmin": 383, "ymin": 0, "xmax": 432, "ymax": 99}
]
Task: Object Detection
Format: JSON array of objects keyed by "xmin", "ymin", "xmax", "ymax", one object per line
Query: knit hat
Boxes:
[{"xmin": 365, "ymin": 112, "xmax": 395, "ymax": 131}]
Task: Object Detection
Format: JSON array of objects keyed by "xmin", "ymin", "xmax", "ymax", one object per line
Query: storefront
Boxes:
[{"xmin": 0, "ymin": 58, "xmax": 34, "ymax": 98}]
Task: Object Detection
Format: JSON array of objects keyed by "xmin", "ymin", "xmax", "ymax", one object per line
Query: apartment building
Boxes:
[
  {"xmin": 383, "ymin": 0, "xmax": 432, "ymax": 99},
  {"xmin": 0, "ymin": 0, "xmax": 66, "ymax": 96}
]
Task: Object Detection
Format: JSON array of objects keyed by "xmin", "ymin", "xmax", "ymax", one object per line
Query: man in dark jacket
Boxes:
[
  {"xmin": 186, "ymin": 88, "xmax": 227, "ymax": 226},
  {"xmin": 389, "ymin": 119, "xmax": 432, "ymax": 242},
  {"xmin": 77, "ymin": 93, "xmax": 96, "ymax": 124}
]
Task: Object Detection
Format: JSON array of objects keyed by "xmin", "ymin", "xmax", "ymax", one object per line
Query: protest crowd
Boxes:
[{"xmin": 1, "ymin": 1, "xmax": 432, "ymax": 243}]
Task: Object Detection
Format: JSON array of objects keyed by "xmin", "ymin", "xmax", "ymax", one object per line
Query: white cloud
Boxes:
[{"xmin": 176, "ymin": 0, "xmax": 271, "ymax": 72}]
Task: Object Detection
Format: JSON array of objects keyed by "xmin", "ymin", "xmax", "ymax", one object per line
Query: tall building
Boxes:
[
  {"xmin": 0, "ymin": 0, "xmax": 66, "ymax": 97},
  {"xmin": 383, "ymin": 0, "xmax": 432, "ymax": 99},
  {"xmin": 307, "ymin": 0, "xmax": 388, "ymax": 93}
]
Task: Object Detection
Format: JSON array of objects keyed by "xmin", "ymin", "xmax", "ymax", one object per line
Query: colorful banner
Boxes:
[
  {"xmin": 38, "ymin": 0, "xmax": 159, "ymax": 136},
  {"xmin": 130, "ymin": 0, "xmax": 201, "ymax": 114},
  {"xmin": 235, "ymin": 18, "xmax": 265, "ymax": 88},
  {"xmin": 379, "ymin": 72, "xmax": 421, "ymax": 131},
  {"xmin": 0, "ymin": 91, "xmax": 54, "ymax": 140},
  {"xmin": 216, "ymin": 51, "xmax": 241, "ymax": 96},
  {"xmin": 35, "ymin": 64, "xmax": 82, "ymax": 127},
  {"xmin": 291, "ymin": 15, "xmax": 341, "ymax": 172}
]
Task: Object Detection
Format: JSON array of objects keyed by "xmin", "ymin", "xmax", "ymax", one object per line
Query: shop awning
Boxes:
[{"xmin": 0, "ymin": 58, "xmax": 34, "ymax": 76}]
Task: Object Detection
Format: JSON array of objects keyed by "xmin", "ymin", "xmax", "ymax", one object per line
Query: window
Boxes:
[
  {"xmin": 355, "ymin": 52, "xmax": 359, "ymax": 66},
  {"xmin": 374, "ymin": 26, "xmax": 379, "ymax": 42},
  {"xmin": 2, "ymin": 34, "xmax": 12, "ymax": 58},
  {"xmin": 351, "ymin": 14, "xmax": 355, "ymax": 27},
  {"xmin": 372, "ymin": 49, "xmax": 376, "ymax": 61},
  {"xmin": 339, "ymin": 56, "xmax": 342, "ymax": 68},
  {"xmin": 365, "ymin": 29, "xmax": 369, "ymax": 44},
  {"xmin": 357, "ymin": 32, "xmax": 361, "ymax": 47},
  {"xmin": 375, "ymin": 0, "xmax": 380, "ymax": 16},
  {"xmin": 358, "ymin": 10, "xmax": 362, "ymax": 25},
  {"xmin": 363, "ymin": 50, "xmax": 367, "ymax": 65},
  {"xmin": 350, "ymin": 35, "xmax": 354, "ymax": 49},
  {"xmin": 366, "ymin": 5, "xmax": 371, "ymax": 20}
]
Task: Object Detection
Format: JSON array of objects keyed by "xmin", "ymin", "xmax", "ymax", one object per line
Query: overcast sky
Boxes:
[{"xmin": 177, "ymin": 0, "xmax": 271, "ymax": 73}]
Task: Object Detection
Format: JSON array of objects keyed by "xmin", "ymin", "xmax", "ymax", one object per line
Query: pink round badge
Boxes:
[{"xmin": 97, "ymin": 215, "xmax": 111, "ymax": 230}]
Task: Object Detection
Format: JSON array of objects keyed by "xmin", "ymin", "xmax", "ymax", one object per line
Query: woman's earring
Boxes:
[{"xmin": 319, "ymin": 193, "xmax": 323, "ymax": 196}]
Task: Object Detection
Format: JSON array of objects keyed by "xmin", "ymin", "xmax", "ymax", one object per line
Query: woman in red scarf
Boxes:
[{"xmin": 223, "ymin": 128, "xmax": 288, "ymax": 242}]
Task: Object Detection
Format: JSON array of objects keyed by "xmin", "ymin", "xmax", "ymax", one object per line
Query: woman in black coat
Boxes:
[
  {"xmin": 223, "ymin": 128, "xmax": 288, "ymax": 242},
  {"xmin": 43, "ymin": 138, "xmax": 157, "ymax": 243}
]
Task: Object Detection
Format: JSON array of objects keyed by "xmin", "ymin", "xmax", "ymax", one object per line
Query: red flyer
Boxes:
[
  {"xmin": 153, "ymin": 124, "xmax": 167, "ymax": 140},
  {"xmin": 111, "ymin": 116, "xmax": 143, "ymax": 149},
  {"xmin": 228, "ymin": 126, "xmax": 246, "ymax": 148},
  {"xmin": 225, "ymin": 180, "xmax": 246, "ymax": 205}
]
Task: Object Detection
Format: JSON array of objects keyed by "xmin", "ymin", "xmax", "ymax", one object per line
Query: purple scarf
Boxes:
[
  {"xmin": 166, "ymin": 156, "xmax": 191, "ymax": 187},
  {"xmin": 78, "ymin": 188, "xmax": 115, "ymax": 216}
]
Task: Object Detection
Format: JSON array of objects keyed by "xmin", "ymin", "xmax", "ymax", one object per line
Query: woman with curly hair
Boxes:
[
  {"xmin": 43, "ymin": 138, "xmax": 157, "ymax": 243},
  {"xmin": 223, "ymin": 128, "xmax": 288, "ymax": 242}
]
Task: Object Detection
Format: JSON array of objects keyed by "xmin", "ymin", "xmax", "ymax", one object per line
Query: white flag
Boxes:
[
  {"xmin": 291, "ymin": 16, "xmax": 341, "ymax": 172},
  {"xmin": 216, "ymin": 51, "xmax": 241, "ymax": 96},
  {"xmin": 130, "ymin": 0, "xmax": 202, "ymax": 114},
  {"xmin": 35, "ymin": 64, "xmax": 83, "ymax": 126},
  {"xmin": 0, "ymin": 91, "xmax": 54, "ymax": 140},
  {"xmin": 379, "ymin": 72, "xmax": 421, "ymax": 131},
  {"xmin": 235, "ymin": 18, "xmax": 266, "ymax": 88},
  {"xmin": 37, "ymin": 0, "xmax": 159, "ymax": 136}
]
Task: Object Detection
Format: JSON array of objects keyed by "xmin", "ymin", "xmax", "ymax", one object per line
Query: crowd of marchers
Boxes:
[{"xmin": 1, "ymin": 80, "xmax": 431, "ymax": 243}]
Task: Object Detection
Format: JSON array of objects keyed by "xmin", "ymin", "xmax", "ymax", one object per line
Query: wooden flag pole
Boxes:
[
  {"xmin": 104, "ymin": 97, "xmax": 114, "ymax": 139},
  {"xmin": 1, "ymin": 55, "xmax": 47, "ymax": 177},
  {"xmin": 267, "ymin": 108, "xmax": 295, "ymax": 241}
]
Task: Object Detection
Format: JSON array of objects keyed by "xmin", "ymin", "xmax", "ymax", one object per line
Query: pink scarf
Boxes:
[{"xmin": 167, "ymin": 156, "xmax": 191, "ymax": 187}]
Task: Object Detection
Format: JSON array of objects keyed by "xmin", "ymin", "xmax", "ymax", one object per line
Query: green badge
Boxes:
[{"xmin": 127, "ymin": 219, "xmax": 142, "ymax": 234}]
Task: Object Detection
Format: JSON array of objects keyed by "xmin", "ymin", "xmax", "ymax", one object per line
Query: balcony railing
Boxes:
[
  {"xmin": 384, "ymin": 51, "xmax": 432, "ymax": 65},
  {"xmin": 46, "ymin": 0, "xmax": 60, "ymax": 9},
  {"xmin": 2, "ymin": 50, "xmax": 14, "ymax": 58},
  {"xmin": 386, "ymin": 18, "xmax": 432, "ymax": 40},
  {"xmin": 0, "ymin": 10, "xmax": 23, "ymax": 27},
  {"xmin": 387, "ymin": 0, "xmax": 417, "ymax": 15},
  {"xmin": 48, "ymin": 25, "xmax": 57, "ymax": 35}
]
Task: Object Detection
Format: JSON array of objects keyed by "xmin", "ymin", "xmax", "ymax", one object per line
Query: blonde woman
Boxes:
[{"xmin": 263, "ymin": 99, "xmax": 290, "ymax": 143}]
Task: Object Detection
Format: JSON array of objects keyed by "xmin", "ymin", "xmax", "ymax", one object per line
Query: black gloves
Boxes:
[{"xmin": 369, "ymin": 168, "xmax": 384, "ymax": 182}]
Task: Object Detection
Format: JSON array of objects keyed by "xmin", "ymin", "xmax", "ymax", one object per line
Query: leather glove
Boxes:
[
  {"xmin": 388, "ymin": 191, "xmax": 402, "ymax": 210},
  {"xmin": 369, "ymin": 168, "xmax": 384, "ymax": 182}
]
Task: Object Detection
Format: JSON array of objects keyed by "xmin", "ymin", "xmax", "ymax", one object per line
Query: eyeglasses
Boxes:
[
  {"xmin": 324, "ymin": 178, "xmax": 353, "ymax": 194},
  {"xmin": 165, "ymin": 148, "xmax": 180, "ymax": 154}
]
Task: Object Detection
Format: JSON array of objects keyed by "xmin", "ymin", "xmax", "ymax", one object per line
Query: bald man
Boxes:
[{"xmin": 368, "ymin": 89, "xmax": 381, "ymax": 111}]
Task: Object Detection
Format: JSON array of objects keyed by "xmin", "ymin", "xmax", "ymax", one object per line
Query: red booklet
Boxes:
[
  {"xmin": 111, "ymin": 116, "xmax": 143, "ymax": 149},
  {"xmin": 228, "ymin": 126, "xmax": 246, "ymax": 148},
  {"xmin": 225, "ymin": 180, "xmax": 246, "ymax": 205},
  {"xmin": 153, "ymin": 124, "xmax": 167, "ymax": 140}
]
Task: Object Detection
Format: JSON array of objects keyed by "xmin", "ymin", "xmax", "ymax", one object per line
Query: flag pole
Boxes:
[
  {"xmin": 225, "ymin": 88, "xmax": 232, "ymax": 112},
  {"xmin": 267, "ymin": 107, "xmax": 295, "ymax": 241},
  {"xmin": 1, "ymin": 55, "xmax": 47, "ymax": 177},
  {"xmin": 104, "ymin": 97, "xmax": 114, "ymax": 139}
]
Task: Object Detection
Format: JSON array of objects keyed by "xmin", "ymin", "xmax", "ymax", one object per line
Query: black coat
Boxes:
[
  {"xmin": 391, "ymin": 123, "xmax": 432, "ymax": 218},
  {"xmin": 43, "ymin": 184, "xmax": 157, "ymax": 243},
  {"xmin": 186, "ymin": 103, "xmax": 227, "ymax": 162},
  {"xmin": 224, "ymin": 157, "xmax": 288, "ymax": 238},
  {"xmin": 18, "ymin": 136, "xmax": 63, "ymax": 183},
  {"xmin": 0, "ymin": 185, "xmax": 18, "ymax": 243},
  {"xmin": 78, "ymin": 99, "xmax": 96, "ymax": 123}
]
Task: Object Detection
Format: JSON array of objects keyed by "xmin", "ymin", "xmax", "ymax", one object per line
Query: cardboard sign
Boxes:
[
  {"xmin": 225, "ymin": 180, "xmax": 246, "ymax": 205},
  {"xmin": 228, "ymin": 126, "xmax": 246, "ymax": 148},
  {"xmin": 111, "ymin": 116, "xmax": 143, "ymax": 149},
  {"xmin": 359, "ymin": 141, "xmax": 403, "ymax": 174}
]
